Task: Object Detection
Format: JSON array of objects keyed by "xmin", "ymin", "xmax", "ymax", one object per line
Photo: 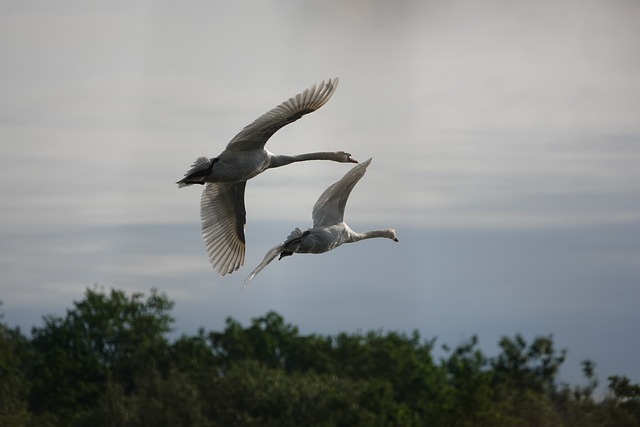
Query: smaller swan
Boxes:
[{"xmin": 244, "ymin": 158, "xmax": 398, "ymax": 286}]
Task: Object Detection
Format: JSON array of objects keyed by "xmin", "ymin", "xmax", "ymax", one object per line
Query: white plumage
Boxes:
[
  {"xmin": 177, "ymin": 78, "xmax": 357, "ymax": 276},
  {"xmin": 244, "ymin": 158, "xmax": 398, "ymax": 286}
]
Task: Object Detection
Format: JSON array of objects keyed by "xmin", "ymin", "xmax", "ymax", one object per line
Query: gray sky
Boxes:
[{"xmin": 2, "ymin": 0, "xmax": 640, "ymax": 388}]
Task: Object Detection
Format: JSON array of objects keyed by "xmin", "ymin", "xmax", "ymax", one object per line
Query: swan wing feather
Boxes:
[
  {"xmin": 243, "ymin": 227, "xmax": 307, "ymax": 288},
  {"xmin": 243, "ymin": 243, "xmax": 284, "ymax": 287},
  {"xmin": 200, "ymin": 182, "xmax": 247, "ymax": 276},
  {"xmin": 312, "ymin": 158, "xmax": 372, "ymax": 227},
  {"xmin": 225, "ymin": 78, "xmax": 339, "ymax": 152}
]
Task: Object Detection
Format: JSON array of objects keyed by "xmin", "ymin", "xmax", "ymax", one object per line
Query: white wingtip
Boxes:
[
  {"xmin": 239, "ymin": 278, "xmax": 251, "ymax": 295},
  {"xmin": 241, "ymin": 244, "xmax": 284, "ymax": 289}
]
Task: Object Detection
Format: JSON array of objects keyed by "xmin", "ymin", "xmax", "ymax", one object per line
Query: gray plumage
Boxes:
[
  {"xmin": 177, "ymin": 78, "xmax": 357, "ymax": 276},
  {"xmin": 244, "ymin": 158, "xmax": 398, "ymax": 286}
]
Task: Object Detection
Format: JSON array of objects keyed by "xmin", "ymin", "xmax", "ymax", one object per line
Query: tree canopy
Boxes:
[{"xmin": 0, "ymin": 287, "xmax": 638, "ymax": 426}]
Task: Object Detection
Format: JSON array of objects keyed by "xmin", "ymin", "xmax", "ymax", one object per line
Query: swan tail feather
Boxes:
[
  {"xmin": 285, "ymin": 227, "xmax": 304, "ymax": 242},
  {"xmin": 176, "ymin": 157, "xmax": 215, "ymax": 187}
]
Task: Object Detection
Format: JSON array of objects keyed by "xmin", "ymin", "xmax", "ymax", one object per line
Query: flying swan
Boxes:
[
  {"xmin": 244, "ymin": 158, "xmax": 398, "ymax": 285},
  {"xmin": 177, "ymin": 78, "xmax": 357, "ymax": 276}
]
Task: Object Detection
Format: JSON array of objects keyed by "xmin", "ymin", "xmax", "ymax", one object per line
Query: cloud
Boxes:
[
  {"xmin": 4, "ymin": 221, "xmax": 639, "ymax": 386},
  {"xmin": 3, "ymin": 1, "xmax": 640, "ymax": 231},
  {"xmin": 2, "ymin": 0, "xmax": 640, "ymax": 389}
]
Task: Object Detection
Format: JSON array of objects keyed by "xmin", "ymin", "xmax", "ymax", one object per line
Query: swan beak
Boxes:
[
  {"xmin": 393, "ymin": 238, "xmax": 399, "ymax": 242},
  {"xmin": 347, "ymin": 155, "xmax": 358, "ymax": 163}
]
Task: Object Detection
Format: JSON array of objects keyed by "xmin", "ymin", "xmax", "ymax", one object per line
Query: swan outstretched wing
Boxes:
[
  {"xmin": 243, "ymin": 243, "xmax": 284, "ymax": 287},
  {"xmin": 312, "ymin": 158, "xmax": 372, "ymax": 227},
  {"xmin": 200, "ymin": 182, "xmax": 247, "ymax": 275},
  {"xmin": 243, "ymin": 227, "xmax": 307, "ymax": 288},
  {"xmin": 226, "ymin": 78, "xmax": 339, "ymax": 152}
]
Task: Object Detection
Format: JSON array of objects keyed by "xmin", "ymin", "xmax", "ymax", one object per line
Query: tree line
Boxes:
[{"xmin": 1, "ymin": 286, "xmax": 639, "ymax": 426}]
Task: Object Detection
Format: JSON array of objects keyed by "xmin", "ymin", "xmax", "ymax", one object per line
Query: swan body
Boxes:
[
  {"xmin": 177, "ymin": 78, "xmax": 357, "ymax": 276},
  {"xmin": 244, "ymin": 158, "xmax": 398, "ymax": 285}
]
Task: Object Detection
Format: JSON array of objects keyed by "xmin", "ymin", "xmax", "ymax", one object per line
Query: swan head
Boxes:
[
  {"xmin": 337, "ymin": 151, "xmax": 358, "ymax": 163},
  {"xmin": 387, "ymin": 229, "xmax": 399, "ymax": 242}
]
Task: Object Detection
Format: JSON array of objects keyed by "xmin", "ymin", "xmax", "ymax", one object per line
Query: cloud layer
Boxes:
[{"xmin": 2, "ymin": 0, "xmax": 640, "ymax": 389}]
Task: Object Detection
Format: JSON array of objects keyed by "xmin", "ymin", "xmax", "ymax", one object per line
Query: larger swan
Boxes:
[
  {"xmin": 244, "ymin": 158, "xmax": 398, "ymax": 285},
  {"xmin": 177, "ymin": 78, "xmax": 357, "ymax": 276}
]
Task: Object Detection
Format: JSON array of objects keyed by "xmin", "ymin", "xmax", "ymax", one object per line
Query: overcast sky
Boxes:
[{"xmin": 2, "ymin": 0, "xmax": 639, "ymax": 388}]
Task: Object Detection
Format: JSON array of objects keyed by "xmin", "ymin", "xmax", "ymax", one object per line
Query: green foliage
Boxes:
[
  {"xmin": 24, "ymin": 287, "xmax": 174, "ymax": 424},
  {"xmin": 1, "ymin": 288, "xmax": 639, "ymax": 426},
  {"xmin": 601, "ymin": 375, "xmax": 640, "ymax": 426},
  {"xmin": 76, "ymin": 367, "xmax": 210, "ymax": 427},
  {"xmin": 201, "ymin": 359, "xmax": 404, "ymax": 426},
  {"xmin": 0, "ymin": 305, "xmax": 31, "ymax": 426},
  {"xmin": 492, "ymin": 334, "xmax": 566, "ymax": 393}
]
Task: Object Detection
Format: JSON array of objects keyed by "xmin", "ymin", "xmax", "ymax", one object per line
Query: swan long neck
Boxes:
[
  {"xmin": 349, "ymin": 229, "xmax": 398, "ymax": 243},
  {"xmin": 269, "ymin": 152, "xmax": 342, "ymax": 168}
]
